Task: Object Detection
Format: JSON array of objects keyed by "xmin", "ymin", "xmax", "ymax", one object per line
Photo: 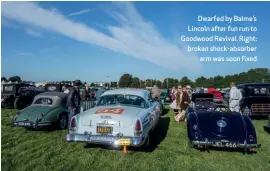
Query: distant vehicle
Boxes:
[
  {"xmin": 1, "ymin": 83, "xmax": 34, "ymax": 108},
  {"xmin": 238, "ymin": 83, "xmax": 270, "ymax": 116},
  {"xmin": 44, "ymin": 83, "xmax": 72, "ymax": 92},
  {"xmin": 207, "ymin": 88, "xmax": 224, "ymax": 104},
  {"xmin": 187, "ymin": 93, "xmax": 260, "ymax": 153},
  {"xmin": 66, "ymin": 89, "xmax": 161, "ymax": 149},
  {"xmin": 160, "ymin": 89, "xmax": 170, "ymax": 102},
  {"xmin": 264, "ymin": 116, "xmax": 270, "ymax": 134},
  {"xmin": 12, "ymin": 92, "xmax": 69, "ymax": 130},
  {"xmin": 14, "ymin": 88, "xmax": 44, "ymax": 110}
]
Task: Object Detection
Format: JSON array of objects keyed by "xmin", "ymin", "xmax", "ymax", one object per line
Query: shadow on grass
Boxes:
[
  {"xmin": 194, "ymin": 146, "xmax": 259, "ymax": 155},
  {"xmin": 250, "ymin": 115, "xmax": 269, "ymax": 120},
  {"xmin": 84, "ymin": 117, "xmax": 171, "ymax": 153},
  {"xmin": 162, "ymin": 108, "xmax": 170, "ymax": 116}
]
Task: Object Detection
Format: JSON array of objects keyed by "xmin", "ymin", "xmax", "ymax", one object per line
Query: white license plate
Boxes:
[
  {"xmin": 17, "ymin": 122, "xmax": 32, "ymax": 126},
  {"xmin": 213, "ymin": 142, "xmax": 237, "ymax": 148}
]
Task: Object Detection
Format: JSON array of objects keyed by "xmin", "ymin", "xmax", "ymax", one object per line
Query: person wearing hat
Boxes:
[
  {"xmin": 151, "ymin": 85, "xmax": 161, "ymax": 100},
  {"xmin": 67, "ymin": 80, "xmax": 82, "ymax": 128}
]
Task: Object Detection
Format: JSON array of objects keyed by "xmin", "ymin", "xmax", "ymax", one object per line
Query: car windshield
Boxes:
[
  {"xmin": 34, "ymin": 97, "xmax": 53, "ymax": 105},
  {"xmin": 97, "ymin": 94, "xmax": 146, "ymax": 108},
  {"xmin": 3, "ymin": 85, "xmax": 13, "ymax": 92},
  {"xmin": 247, "ymin": 86, "xmax": 270, "ymax": 95}
]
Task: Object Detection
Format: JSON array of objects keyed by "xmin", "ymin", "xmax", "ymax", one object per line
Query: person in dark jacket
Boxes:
[
  {"xmin": 67, "ymin": 80, "xmax": 81, "ymax": 129},
  {"xmin": 82, "ymin": 85, "xmax": 91, "ymax": 101}
]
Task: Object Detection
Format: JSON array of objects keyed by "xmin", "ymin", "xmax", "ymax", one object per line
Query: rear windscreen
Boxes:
[
  {"xmin": 34, "ymin": 98, "xmax": 53, "ymax": 105},
  {"xmin": 248, "ymin": 86, "xmax": 270, "ymax": 95},
  {"xmin": 4, "ymin": 85, "xmax": 13, "ymax": 91}
]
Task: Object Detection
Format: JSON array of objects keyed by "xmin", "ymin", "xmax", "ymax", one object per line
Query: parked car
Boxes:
[
  {"xmin": 44, "ymin": 83, "xmax": 72, "ymax": 92},
  {"xmin": 207, "ymin": 88, "xmax": 224, "ymax": 104},
  {"xmin": 238, "ymin": 83, "xmax": 270, "ymax": 116},
  {"xmin": 264, "ymin": 116, "xmax": 270, "ymax": 134},
  {"xmin": 187, "ymin": 93, "xmax": 260, "ymax": 153},
  {"xmin": 12, "ymin": 92, "xmax": 69, "ymax": 130},
  {"xmin": 160, "ymin": 89, "xmax": 170, "ymax": 102},
  {"xmin": 1, "ymin": 83, "xmax": 33, "ymax": 108},
  {"xmin": 66, "ymin": 88, "xmax": 161, "ymax": 149},
  {"xmin": 14, "ymin": 88, "xmax": 44, "ymax": 110}
]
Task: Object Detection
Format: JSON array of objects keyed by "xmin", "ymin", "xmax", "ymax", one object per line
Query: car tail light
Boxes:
[
  {"xmin": 195, "ymin": 132, "xmax": 198, "ymax": 139},
  {"xmin": 135, "ymin": 120, "xmax": 141, "ymax": 131},
  {"xmin": 40, "ymin": 113, "xmax": 44, "ymax": 118},
  {"xmin": 71, "ymin": 117, "xmax": 76, "ymax": 128},
  {"xmin": 249, "ymin": 135, "xmax": 253, "ymax": 141},
  {"xmin": 155, "ymin": 106, "xmax": 160, "ymax": 110}
]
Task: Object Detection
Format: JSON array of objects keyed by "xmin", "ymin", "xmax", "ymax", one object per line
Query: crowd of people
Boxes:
[{"xmin": 64, "ymin": 80, "xmax": 243, "ymax": 129}]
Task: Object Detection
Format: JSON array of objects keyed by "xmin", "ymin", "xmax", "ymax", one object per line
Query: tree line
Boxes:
[
  {"xmin": 118, "ymin": 68, "xmax": 270, "ymax": 88},
  {"xmin": 2, "ymin": 68, "xmax": 269, "ymax": 88}
]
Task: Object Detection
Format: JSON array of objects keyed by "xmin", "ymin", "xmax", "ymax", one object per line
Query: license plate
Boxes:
[
  {"xmin": 119, "ymin": 138, "xmax": 131, "ymax": 146},
  {"xmin": 17, "ymin": 122, "xmax": 32, "ymax": 127},
  {"xmin": 213, "ymin": 141, "xmax": 238, "ymax": 148},
  {"xmin": 96, "ymin": 126, "xmax": 112, "ymax": 134}
]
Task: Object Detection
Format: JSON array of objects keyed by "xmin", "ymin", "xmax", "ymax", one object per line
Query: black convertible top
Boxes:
[{"xmin": 192, "ymin": 93, "xmax": 214, "ymax": 102}]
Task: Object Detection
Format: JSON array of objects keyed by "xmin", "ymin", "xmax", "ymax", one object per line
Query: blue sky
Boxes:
[{"xmin": 1, "ymin": 1, "xmax": 270, "ymax": 82}]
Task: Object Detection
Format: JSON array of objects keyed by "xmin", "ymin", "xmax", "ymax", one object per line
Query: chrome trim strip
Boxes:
[
  {"xmin": 66, "ymin": 133, "xmax": 146, "ymax": 147},
  {"xmin": 191, "ymin": 140, "xmax": 260, "ymax": 148}
]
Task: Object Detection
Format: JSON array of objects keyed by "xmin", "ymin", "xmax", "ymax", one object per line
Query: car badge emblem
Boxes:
[{"xmin": 217, "ymin": 120, "xmax": 227, "ymax": 128}]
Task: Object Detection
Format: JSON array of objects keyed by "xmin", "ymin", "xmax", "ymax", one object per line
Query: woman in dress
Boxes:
[
  {"xmin": 174, "ymin": 86, "xmax": 191, "ymax": 123},
  {"xmin": 170, "ymin": 86, "xmax": 182, "ymax": 116}
]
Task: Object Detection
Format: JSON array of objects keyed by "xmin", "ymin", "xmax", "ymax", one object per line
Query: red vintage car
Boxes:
[{"xmin": 207, "ymin": 88, "xmax": 224, "ymax": 104}]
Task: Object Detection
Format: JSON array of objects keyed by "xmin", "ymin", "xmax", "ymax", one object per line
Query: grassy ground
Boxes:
[{"xmin": 1, "ymin": 107, "xmax": 270, "ymax": 171}]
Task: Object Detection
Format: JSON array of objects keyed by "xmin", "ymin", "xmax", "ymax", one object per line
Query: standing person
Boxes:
[
  {"xmin": 170, "ymin": 86, "xmax": 181, "ymax": 116},
  {"xmin": 170, "ymin": 86, "xmax": 176, "ymax": 101},
  {"xmin": 62, "ymin": 85, "xmax": 69, "ymax": 93},
  {"xmin": 174, "ymin": 86, "xmax": 191, "ymax": 123},
  {"xmin": 229, "ymin": 82, "xmax": 242, "ymax": 112},
  {"xmin": 67, "ymin": 80, "xmax": 81, "ymax": 129},
  {"xmin": 151, "ymin": 85, "xmax": 161, "ymax": 100},
  {"xmin": 82, "ymin": 85, "xmax": 91, "ymax": 101}
]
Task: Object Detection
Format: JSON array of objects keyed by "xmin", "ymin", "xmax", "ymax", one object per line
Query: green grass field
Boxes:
[{"xmin": 1, "ymin": 107, "xmax": 270, "ymax": 171}]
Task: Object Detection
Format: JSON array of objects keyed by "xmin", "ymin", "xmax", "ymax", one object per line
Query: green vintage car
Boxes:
[
  {"xmin": 160, "ymin": 89, "xmax": 170, "ymax": 102},
  {"xmin": 12, "ymin": 92, "xmax": 69, "ymax": 129}
]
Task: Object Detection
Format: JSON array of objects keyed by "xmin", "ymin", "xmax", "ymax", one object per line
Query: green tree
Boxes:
[
  {"xmin": 1, "ymin": 77, "xmax": 8, "ymax": 82},
  {"xmin": 110, "ymin": 82, "xmax": 118, "ymax": 87},
  {"xmin": 119, "ymin": 74, "xmax": 133, "ymax": 88},
  {"xmin": 8, "ymin": 76, "xmax": 22, "ymax": 82},
  {"xmin": 130, "ymin": 77, "xmax": 140, "ymax": 88},
  {"xmin": 90, "ymin": 83, "xmax": 95, "ymax": 87},
  {"xmin": 179, "ymin": 76, "xmax": 194, "ymax": 87}
]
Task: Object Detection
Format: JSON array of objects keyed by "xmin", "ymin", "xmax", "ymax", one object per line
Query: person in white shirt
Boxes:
[
  {"xmin": 229, "ymin": 82, "xmax": 242, "ymax": 112},
  {"xmin": 62, "ymin": 85, "xmax": 70, "ymax": 94}
]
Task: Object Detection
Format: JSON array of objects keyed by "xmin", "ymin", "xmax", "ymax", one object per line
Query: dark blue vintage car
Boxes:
[
  {"xmin": 237, "ymin": 83, "xmax": 270, "ymax": 116},
  {"xmin": 187, "ymin": 93, "xmax": 260, "ymax": 153},
  {"xmin": 264, "ymin": 116, "xmax": 270, "ymax": 134}
]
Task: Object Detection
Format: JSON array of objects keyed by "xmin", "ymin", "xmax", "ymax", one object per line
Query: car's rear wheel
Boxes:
[
  {"xmin": 14, "ymin": 97, "xmax": 25, "ymax": 110},
  {"xmin": 58, "ymin": 114, "xmax": 68, "ymax": 129}
]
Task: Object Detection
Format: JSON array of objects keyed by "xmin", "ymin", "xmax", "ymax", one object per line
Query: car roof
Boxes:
[
  {"xmin": 237, "ymin": 83, "xmax": 270, "ymax": 87},
  {"xmin": 37, "ymin": 91, "xmax": 68, "ymax": 98},
  {"xmin": 101, "ymin": 88, "xmax": 149, "ymax": 101}
]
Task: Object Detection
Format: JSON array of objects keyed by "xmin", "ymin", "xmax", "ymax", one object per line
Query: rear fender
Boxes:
[
  {"xmin": 42, "ymin": 108, "xmax": 67, "ymax": 122},
  {"xmin": 187, "ymin": 112, "xmax": 203, "ymax": 141},
  {"xmin": 242, "ymin": 115, "xmax": 257, "ymax": 144}
]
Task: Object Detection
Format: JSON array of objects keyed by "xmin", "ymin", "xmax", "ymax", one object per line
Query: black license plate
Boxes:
[
  {"xmin": 17, "ymin": 122, "xmax": 32, "ymax": 127},
  {"xmin": 96, "ymin": 126, "xmax": 112, "ymax": 134},
  {"xmin": 213, "ymin": 141, "xmax": 238, "ymax": 148}
]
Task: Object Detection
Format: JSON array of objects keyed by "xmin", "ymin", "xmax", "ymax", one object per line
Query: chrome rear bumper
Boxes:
[
  {"xmin": 66, "ymin": 133, "xmax": 146, "ymax": 147},
  {"xmin": 191, "ymin": 140, "xmax": 261, "ymax": 148}
]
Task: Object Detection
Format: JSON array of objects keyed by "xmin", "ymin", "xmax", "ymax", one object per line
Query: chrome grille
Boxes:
[{"xmin": 251, "ymin": 104, "xmax": 270, "ymax": 115}]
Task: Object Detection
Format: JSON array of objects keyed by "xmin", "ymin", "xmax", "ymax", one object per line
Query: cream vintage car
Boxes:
[{"xmin": 66, "ymin": 88, "xmax": 161, "ymax": 150}]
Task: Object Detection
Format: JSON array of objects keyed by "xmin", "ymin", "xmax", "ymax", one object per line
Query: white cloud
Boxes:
[
  {"xmin": 68, "ymin": 8, "xmax": 96, "ymax": 17},
  {"xmin": 2, "ymin": 2, "xmax": 201, "ymax": 71},
  {"xmin": 25, "ymin": 28, "xmax": 42, "ymax": 37},
  {"xmin": 16, "ymin": 52, "xmax": 35, "ymax": 56}
]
